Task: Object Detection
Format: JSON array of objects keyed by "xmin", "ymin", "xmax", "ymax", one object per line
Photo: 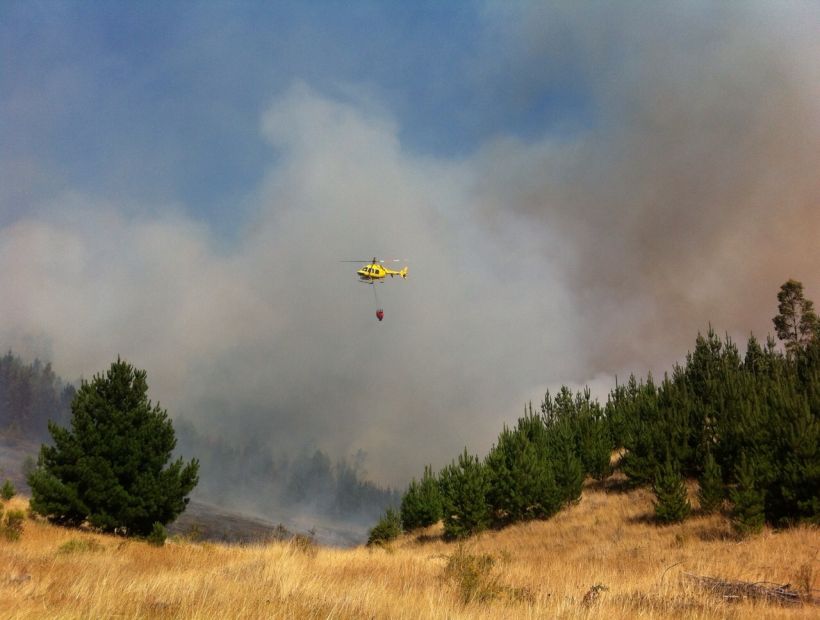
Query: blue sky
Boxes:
[
  {"xmin": 2, "ymin": 1, "xmax": 590, "ymax": 234},
  {"xmin": 1, "ymin": 2, "xmax": 818, "ymax": 484}
]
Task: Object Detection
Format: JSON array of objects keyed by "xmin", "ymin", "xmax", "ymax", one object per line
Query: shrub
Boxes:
[
  {"xmin": 443, "ymin": 545, "xmax": 501, "ymax": 604},
  {"xmin": 3, "ymin": 509, "xmax": 25, "ymax": 541},
  {"xmin": 292, "ymin": 531, "xmax": 318, "ymax": 557},
  {"xmin": 147, "ymin": 522, "xmax": 167, "ymax": 547},
  {"xmin": 57, "ymin": 538, "xmax": 104, "ymax": 554},
  {"xmin": 442, "ymin": 545, "xmax": 533, "ymax": 605},
  {"xmin": 1, "ymin": 479, "xmax": 15, "ymax": 501}
]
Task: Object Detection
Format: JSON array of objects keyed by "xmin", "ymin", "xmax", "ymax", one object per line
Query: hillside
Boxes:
[
  {"xmin": 1, "ymin": 435, "xmax": 369, "ymax": 547},
  {"xmin": 167, "ymin": 499, "xmax": 365, "ymax": 547},
  {"xmin": 2, "ymin": 479, "xmax": 817, "ymax": 619}
]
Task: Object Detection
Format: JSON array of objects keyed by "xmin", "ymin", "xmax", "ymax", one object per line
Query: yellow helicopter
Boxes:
[{"xmin": 342, "ymin": 257, "xmax": 408, "ymax": 283}]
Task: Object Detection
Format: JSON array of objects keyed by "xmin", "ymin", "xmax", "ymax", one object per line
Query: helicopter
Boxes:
[
  {"xmin": 340, "ymin": 257, "xmax": 408, "ymax": 321},
  {"xmin": 342, "ymin": 258, "xmax": 408, "ymax": 283}
]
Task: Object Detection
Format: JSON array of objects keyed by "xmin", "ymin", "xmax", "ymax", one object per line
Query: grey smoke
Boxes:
[
  {"xmin": 472, "ymin": 1, "xmax": 820, "ymax": 372},
  {"xmin": 1, "ymin": 4, "xmax": 818, "ymax": 488}
]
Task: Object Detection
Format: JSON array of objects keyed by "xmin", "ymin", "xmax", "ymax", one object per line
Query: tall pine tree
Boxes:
[{"xmin": 773, "ymin": 279, "xmax": 819, "ymax": 357}]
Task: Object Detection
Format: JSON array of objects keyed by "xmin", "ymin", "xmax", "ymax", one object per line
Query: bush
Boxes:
[
  {"xmin": 3, "ymin": 508, "xmax": 25, "ymax": 541},
  {"xmin": 292, "ymin": 530, "xmax": 318, "ymax": 557},
  {"xmin": 1, "ymin": 479, "xmax": 15, "ymax": 501},
  {"xmin": 147, "ymin": 522, "xmax": 167, "ymax": 547},
  {"xmin": 367, "ymin": 508, "xmax": 401, "ymax": 547},
  {"xmin": 57, "ymin": 538, "xmax": 104, "ymax": 554},
  {"xmin": 442, "ymin": 545, "xmax": 533, "ymax": 605},
  {"xmin": 443, "ymin": 545, "xmax": 501, "ymax": 604}
]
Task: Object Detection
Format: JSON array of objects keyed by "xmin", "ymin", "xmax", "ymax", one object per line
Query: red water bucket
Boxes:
[{"xmin": 376, "ymin": 309, "xmax": 384, "ymax": 321}]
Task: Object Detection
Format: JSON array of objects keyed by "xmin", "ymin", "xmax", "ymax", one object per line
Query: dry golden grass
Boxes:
[{"xmin": 1, "ymin": 482, "xmax": 818, "ymax": 619}]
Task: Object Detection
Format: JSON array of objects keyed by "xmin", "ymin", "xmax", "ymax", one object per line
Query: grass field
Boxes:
[{"xmin": 2, "ymin": 479, "xmax": 818, "ymax": 619}]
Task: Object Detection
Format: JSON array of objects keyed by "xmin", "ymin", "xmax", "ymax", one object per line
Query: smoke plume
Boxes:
[{"xmin": 1, "ymin": 4, "xmax": 817, "ymax": 488}]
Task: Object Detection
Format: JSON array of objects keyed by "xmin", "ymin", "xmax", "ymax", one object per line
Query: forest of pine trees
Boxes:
[
  {"xmin": 0, "ymin": 353, "xmax": 397, "ymax": 523},
  {"xmin": 0, "ymin": 352, "xmax": 74, "ymax": 440},
  {"xmin": 390, "ymin": 280, "xmax": 819, "ymax": 541},
  {"xmin": 174, "ymin": 421, "xmax": 400, "ymax": 523}
]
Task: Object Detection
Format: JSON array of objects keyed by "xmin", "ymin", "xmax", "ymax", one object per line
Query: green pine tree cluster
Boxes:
[
  {"xmin": 387, "ymin": 280, "xmax": 819, "ymax": 540},
  {"xmin": 0, "ymin": 351, "xmax": 75, "ymax": 440},
  {"xmin": 397, "ymin": 391, "xmax": 615, "ymax": 540},
  {"xmin": 612, "ymin": 280, "xmax": 819, "ymax": 529}
]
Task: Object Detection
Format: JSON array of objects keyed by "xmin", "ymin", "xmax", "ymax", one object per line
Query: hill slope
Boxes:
[{"xmin": 2, "ymin": 479, "xmax": 818, "ymax": 619}]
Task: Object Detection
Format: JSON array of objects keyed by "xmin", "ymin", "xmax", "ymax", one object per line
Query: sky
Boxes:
[{"xmin": 1, "ymin": 1, "xmax": 819, "ymax": 486}]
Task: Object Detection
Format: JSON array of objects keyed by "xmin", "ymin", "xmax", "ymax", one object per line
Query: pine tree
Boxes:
[
  {"xmin": 27, "ymin": 359, "xmax": 199, "ymax": 535},
  {"xmin": 697, "ymin": 451, "xmax": 724, "ymax": 513},
  {"xmin": 730, "ymin": 454, "xmax": 766, "ymax": 536},
  {"xmin": 400, "ymin": 465, "xmax": 442, "ymax": 531},
  {"xmin": 367, "ymin": 507, "xmax": 402, "ymax": 546},
  {"xmin": 580, "ymin": 413, "xmax": 612, "ymax": 481},
  {"xmin": 439, "ymin": 449, "xmax": 490, "ymax": 539},
  {"xmin": 773, "ymin": 279, "xmax": 819, "ymax": 357},
  {"xmin": 485, "ymin": 419, "xmax": 560, "ymax": 525},
  {"xmin": 553, "ymin": 444, "xmax": 583, "ymax": 505},
  {"xmin": 619, "ymin": 376, "xmax": 664, "ymax": 485},
  {"xmin": 416, "ymin": 464, "xmax": 443, "ymax": 525},
  {"xmin": 541, "ymin": 400, "xmax": 584, "ymax": 504},
  {"xmin": 652, "ymin": 454, "xmax": 691, "ymax": 524},
  {"xmin": 765, "ymin": 390, "xmax": 820, "ymax": 525},
  {"xmin": 400, "ymin": 479, "xmax": 423, "ymax": 531},
  {"xmin": 147, "ymin": 522, "xmax": 167, "ymax": 547}
]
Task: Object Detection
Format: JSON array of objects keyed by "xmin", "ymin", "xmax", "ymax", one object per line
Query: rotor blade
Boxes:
[{"xmin": 339, "ymin": 258, "xmax": 408, "ymax": 263}]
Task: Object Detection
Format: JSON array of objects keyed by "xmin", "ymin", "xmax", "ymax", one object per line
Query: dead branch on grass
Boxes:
[{"xmin": 684, "ymin": 572, "xmax": 820, "ymax": 606}]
